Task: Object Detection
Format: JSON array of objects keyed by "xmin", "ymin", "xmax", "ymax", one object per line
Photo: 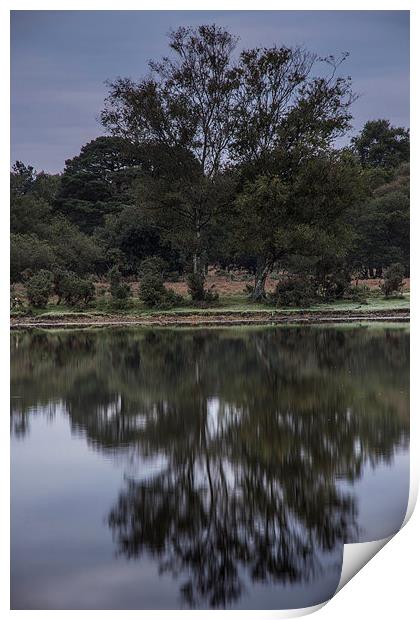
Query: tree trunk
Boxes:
[
  {"xmin": 192, "ymin": 252, "xmax": 200, "ymax": 275},
  {"xmin": 251, "ymin": 260, "xmax": 272, "ymax": 301},
  {"xmin": 192, "ymin": 226, "xmax": 202, "ymax": 276}
]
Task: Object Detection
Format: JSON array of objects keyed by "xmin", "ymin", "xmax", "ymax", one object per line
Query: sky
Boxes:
[{"xmin": 11, "ymin": 10, "xmax": 410, "ymax": 173}]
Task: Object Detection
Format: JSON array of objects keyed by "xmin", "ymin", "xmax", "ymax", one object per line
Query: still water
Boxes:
[{"xmin": 10, "ymin": 325, "xmax": 409, "ymax": 610}]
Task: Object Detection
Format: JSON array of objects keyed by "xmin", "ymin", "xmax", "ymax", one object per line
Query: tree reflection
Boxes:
[{"xmin": 11, "ymin": 326, "xmax": 409, "ymax": 607}]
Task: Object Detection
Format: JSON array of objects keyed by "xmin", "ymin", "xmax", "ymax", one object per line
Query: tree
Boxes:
[
  {"xmin": 11, "ymin": 194, "xmax": 52, "ymax": 237},
  {"xmin": 381, "ymin": 263, "xmax": 405, "ymax": 297},
  {"xmin": 109, "ymin": 265, "xmax": 131, "ymax": 302},
  {"xmin": 25, "ymin": 269, "xmax": 54, "ymax": 307},
  {"xmin": 96, "ymin": 204, "xmax": 179, "ymax": 275},
  {"xmin": 48, "ymin": 217, "xmax": 103, "ymax": 275},
  {"xmin": 138, "ymin": 258, "xmax": 181, "ymax": 309},
  {"xmin": 53, "ymin": 270, "xmax": 95, "ymax": 306},
  {"xmin": 55, "ymin": 137, "xmax": 145, "ymax": 233},
  {"xmin": 234, "ymin": 152, "xmax": 362, "ymax": 300},
  {"xmin": 11, "ymin": 161, "xmax": 60, "ymax": 202},
  {"xmin": 10, "ymin": 161, "xmax": 36, "ymax": 197},
  {"xmin": 101, "ymin": 25, "xmax": 355, "ymax": 285},
  {"xmin": 101, "ymin": 25, "xmax": 238, "ymax": 178},
  {"xmin": 351, "ymin": 119, "xmax": 409, "ymax": 169},
  {"xmin": 11, "ymin": 234, "xmax": 57, "ymax": 282},
  {"xmin": 135, "ymin": 170, "xmax": 235, "ymax": 276},
  {"xmin": 102, "ymin": 25, "xmax": 239, "ymax": 277},
  {"xmin": 234, "ymin": 176, "xmax": 288, "ymax": 300},
  {"xmin": 232, "ymin": 50, "xmax": 354, "ymax": 167},
  {"xmin": 348, "ymin": 163, "xmax": 410, "ymax": 277}
]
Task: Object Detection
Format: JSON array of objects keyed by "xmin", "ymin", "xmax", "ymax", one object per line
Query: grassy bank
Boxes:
[{"xmin": 10, "ymin": 290, "xmax": 410, "ymax": 329}]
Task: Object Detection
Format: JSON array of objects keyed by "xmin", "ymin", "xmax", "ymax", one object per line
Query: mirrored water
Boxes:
[{"xmin": 10, "ymin": 325, "xmax": 410, "ymax": 609}]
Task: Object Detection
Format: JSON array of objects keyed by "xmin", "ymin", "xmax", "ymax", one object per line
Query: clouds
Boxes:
[{"xmin": 11, "ymin": 10, "xmax": 409, "ymax": 173}]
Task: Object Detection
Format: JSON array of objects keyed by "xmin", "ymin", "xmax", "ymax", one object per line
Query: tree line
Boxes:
[{"xmin": 11, "ymin": 24, "xmax": 410, "ymax": 307}]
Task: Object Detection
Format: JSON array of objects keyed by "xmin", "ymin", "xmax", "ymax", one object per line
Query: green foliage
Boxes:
[
  {"xmin": 102, "ymin": 26, "xmax": 355, "ymax": 282},
  {"xmin": 138, "ymin": 258, "xmax": 181, "ymax": 309},
  {"xmin": 11, "ymin": 161, "xmax": 60, "ymax": 201},
  {"xmin": 138, "ymin": 256, "xmax": 165, "ymax": 278},
  {"xmin": 139, "ymin": 274, "xmax": 178, "ymax": 309},
  {"xmin": 10, "ymin": 161, "xmax": 36, "ymax": 197},
  {"xmin": 381, "ymin": 263, "xmax": 405, "ymax": 298},
  {"xmin": 352, "ymin": 120, "xmax": 409, "ymax": 169},
  {"xmin": 56, "ymin": 137, "xmax": 145, "ymax": 233},
  {"xmin": 346, "ymin": 285, "xmax": 369, "ymax": 303},
  {"xmin": 109, "ymin": 266, "xmax": 131, "ymax": 302},
  {"xmin": 11, "ymin": 234, "xmax": 56, "ymax": 282},
  {"xmin": 234, "ymin": 152, "xmax": 362, "ymax": 300},
  {"xmin": 48, "ymin": 217, "xmax": 103, "ymax": 276},
  {"xmin": 25, "ymin": 270, "xmax": 54, "ymax": 307},
  {"xmin": 186, "ymin": 272, "xmax": 219, "ymax": 305},
  {"xmin": 98, "ymin": 206, "xmax": 176, "ymax": 275},
  {"xmin": 318, "ymin": 270, "xmax": 351, "ymax": 301},
  {"xmin": 348, "ymin": 164, "xmax": 409, "ymax": 276},
  {"xmin": 270, "ymin": 277, "xmax": 317, "ymax": 307},
  {"xmin": 54, "ymin": 270, "xmax": 95, "ymax": 307},
  {"xmin": 11, "ymin": 194, "xmax": 52, "ymax": 237}
]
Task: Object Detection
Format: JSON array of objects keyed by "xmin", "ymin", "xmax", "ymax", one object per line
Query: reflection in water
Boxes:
[{"xmin": 11, "ymin": 326, "xmax": 409, "ymax": 609}]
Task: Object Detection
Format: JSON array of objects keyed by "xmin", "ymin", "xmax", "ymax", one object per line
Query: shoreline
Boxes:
[{"xmin": 10, "ymin": 308, "xmax": 410, "ymax": 329}]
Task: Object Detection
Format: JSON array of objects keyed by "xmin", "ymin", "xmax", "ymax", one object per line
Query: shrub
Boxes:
[
  {"xmin": 25, "ymin": 269, "xmax": 54, "ymax": 307},
  {"xmin": 346, "ymin": 284, "xmax": 369, "ymax": 303},
  {"xmin": 186, "ymin": 272, "xmax": 218, "ymax": 304},
  {"xmin": 380, "ymin": 263, "xmax": 405, "ymax": 297},
  {"xmin": 138, "ymin": 259, "xmax": 181, "ymax": 309},
  {"xmin": 54, "ymin": 270, "xmax": 95, "ymax": 306},
  {"xmin": 108, "ymin": 266, "xmax": 131, "ymax": 301},
  {"xmin": 318, "ymin": 271, "xmax": 351, "ymax": 300},
  {"xmin": 11, "ymin": 233, "xmax": 56, "ymax": 283},
  {"xmin": 270, "ymin": 277, "xmax": 317, "ymax": 308}
]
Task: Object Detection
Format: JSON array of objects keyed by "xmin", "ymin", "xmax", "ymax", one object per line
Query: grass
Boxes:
[{"xmin": 11, "ymin": 290, "xmax": 410, "ymax": 320}]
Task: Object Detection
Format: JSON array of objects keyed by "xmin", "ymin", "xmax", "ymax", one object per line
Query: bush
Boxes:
[
  {"xmin": 108, "ymin": 266, "xmax": 131, "ymax": 301},
  {"xmin": 11, "ymin": 233, "xmax": 56, "ymax": 282},
  {"xmin": 138, "ymin": 259, "xmax": 181, "ymax": 309},
  {"xmin": 186, "ymin": 272, "xmax": 218, "ymax": 304},
  {"xmin": 54, "ymin": 270, "xmax": 95, "ymax": 306},
  {"xmin": 346, "ymin": 284, "xmax": 369, "ymax": 303},
  {"xmin": 138, "ymin": 256, "xmax": 165, "ymax": 279},
  {"xmin": 380, "ymin": 263, "xmax": 405, "ymax": 297},
  {"xmin": 270, "ymin": 277, "xmax": 317, "ymax": 308},
  {"xmin": 25, "ymin": 269, "xmax": 54, "ymax": 307},
  {"xmin": 318, "ymin": 271, "xmax": 351, "ymax": 300}
]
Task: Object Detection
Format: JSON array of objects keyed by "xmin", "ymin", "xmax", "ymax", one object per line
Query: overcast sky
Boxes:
[{"xmin": 11, "ymin": 10, "xmax": 409, "ymax": 173}]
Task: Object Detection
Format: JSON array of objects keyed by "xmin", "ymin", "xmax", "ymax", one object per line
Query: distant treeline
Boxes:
[{"xmin": 11, "ymin": 25, "xmax": 409, "ymax": 305}]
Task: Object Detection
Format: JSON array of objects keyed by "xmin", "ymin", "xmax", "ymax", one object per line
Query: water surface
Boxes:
[{"xmin": 10, "ymin": 325, "xmax": 409, "ymax": 609}]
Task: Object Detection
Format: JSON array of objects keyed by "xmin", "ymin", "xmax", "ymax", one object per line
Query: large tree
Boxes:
[
  {"xmin": 101, "ymin": 25, "xmax": 238, "ymax": 178},
  {"xmin": 101, "ymin": 25, "xmax": 355, "ymax": 283}
]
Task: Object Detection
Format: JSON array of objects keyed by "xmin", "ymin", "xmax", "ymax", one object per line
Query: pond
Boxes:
[{"xmin": 10, "ymin": 325, "xmax": 409, "ymax": 610}]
